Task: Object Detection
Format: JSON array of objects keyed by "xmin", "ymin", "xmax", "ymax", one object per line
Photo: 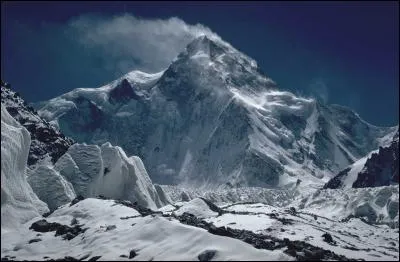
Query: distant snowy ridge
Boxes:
[{"xmin": 35, "ymin": 35, "xmax": 397, "ymax": 189}]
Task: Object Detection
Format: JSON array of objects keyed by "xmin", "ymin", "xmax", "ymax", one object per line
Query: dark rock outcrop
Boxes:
[
  {"xmin": 353, "ymin": 140, "xmax": 399, "ymax": 188},
  {"xmin": 1, "ymin": 83, "xmax": 74, "ymax": 165},
  {"xmin": 29, "ymin": 219, "xmax": 86, "ymax": 240},
  {"xmin": 325, "ymin": 129, "xmax": 399, "ymax": 189},
  {"xmin": 198, "ymin": 250, "xmax": 216, "ymax": 261}
]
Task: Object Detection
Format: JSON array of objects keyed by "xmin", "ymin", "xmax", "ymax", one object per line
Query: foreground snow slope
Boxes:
[
  {"xmin": 159, "ymin": 198, "xmax": 399, "ymax": 261},
  {"xmin": 1, "ymin": 105, "xmax": 49, "ymax": 232},
  {"xmin": 1, "ymin": 198, "xmax": 290, "ymax": 261},
  {"xmin": 54, "ymin": 142, "xmax": 168, "ymax": 209},
  {"xmin": 36, "ymin": 36, "xmax": 396, "ymax": 189}
]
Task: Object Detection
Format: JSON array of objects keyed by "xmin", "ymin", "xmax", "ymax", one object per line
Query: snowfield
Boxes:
[
  {"xmin": 162, "ymin": 198, "xmax": 399, "ymax": 261},
  {"xmin": 1, "ymin": 198, "xmax": 291, "ymax": 261}
]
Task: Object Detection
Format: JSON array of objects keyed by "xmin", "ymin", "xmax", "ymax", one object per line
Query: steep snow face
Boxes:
[
  {"xmin": 1, "ymin": 84, "xmax": 74, "ymax": 166},
  {"xmin": 53, "ymin": 143, "xmax": 168, "ymax": 209},
  {"xmin": 325, "ymin": 129, "xmax": 399, "ymax": 189},
  {"xmin": 27, "ymin": 164, "xmax": 76, "ymax": 212},
  {"xmin": 1, "ymin": 198, "xmax": 290, "ymax": 261},
  {"xmin": 1, "ymin": 105, "xmax": 49, "ymax": 232},
  {"xmin": 36, "ymin": 36, "xmax": 396, "ymax": 188}
]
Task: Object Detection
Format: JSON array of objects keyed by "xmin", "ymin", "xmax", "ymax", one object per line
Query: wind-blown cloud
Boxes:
[
  {"xmin": 67, "ymin": 14, "xmax": 221, "ymax": 74},
  {"xmin": 308, "ymin": 78, "xmax": 329, "ymax": 103},
  {"xmin": 3, "ymin": 14, "xmax": 220, "ymax": 101}
]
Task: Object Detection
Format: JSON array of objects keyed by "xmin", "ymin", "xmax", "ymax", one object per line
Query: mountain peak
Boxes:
[{"xmin": 184, "ymin": 34, "xmax": 226, "ymax": 59}]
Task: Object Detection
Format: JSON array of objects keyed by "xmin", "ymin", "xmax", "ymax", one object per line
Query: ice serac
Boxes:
[
  {"xmin": 1, "ymin": 83, "xmax": 74, "ymax": 166},
  {"xmin": 1, "ymin": 104, "xmax": 49, "ymax": 231},
  {"xmin": 54, "ymin": 142, "xmax": 168, "ymax": 209},
  {"xmin": 325, "ymin": 127, "xmax": 399, "ymax": 189},
  {"xmin": 27, "ymin": 164, "xmax": 76, "ymax": 212},
  {"xmin": 36, "ymin": 36, "xmax": 397, "ymax": 189}
]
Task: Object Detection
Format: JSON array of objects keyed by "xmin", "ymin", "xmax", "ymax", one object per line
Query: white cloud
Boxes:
[
  {"xmin": 67, "ymin": 14, "xmax": 221, "ymax": 74},
  {"xmin": 308, "ymin": 78, "xmax": 329, "ymax": 103}
]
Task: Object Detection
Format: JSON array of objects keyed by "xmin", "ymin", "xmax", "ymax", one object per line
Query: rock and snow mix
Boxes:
[
  {"xmin": 158, "ymin": 198, "xmax": 399, "ymax": 261},
  {"xmin": 295, "ymin": 185, "xmax": 399, "ymax": 227},
  {"xmin": 1, "ymin": 84, "xmax": 74, "ymax": 166},
  {"xmin": 162, "ymin": 184, "xmax": 399, "ymax": 228},
  {"xmin": 325, "ymin": 129, "xmax": 399, "ymax": 189}
]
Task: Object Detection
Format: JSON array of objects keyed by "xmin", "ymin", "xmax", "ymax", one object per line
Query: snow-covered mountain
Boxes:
[
  {"xmin": 35, "ymin": 35, "xmax": 397, "ymax": 189},
  {"xmin": 1, "ymin": 82, "xmax": 74, "ymax": 166},
  {"xmin": 324, "ymin": 128, "xmax": 399, "ymax": 189}
]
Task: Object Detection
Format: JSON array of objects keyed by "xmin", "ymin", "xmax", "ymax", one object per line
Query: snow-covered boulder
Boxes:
[
  {"xmin": 173, "ymin": 198, "xmax": 219, "ymax": 218},
  {"xmin": 27, "ymin": 164, "xmax": 76, "ymax": 212},
  {"xmin": 1, "ymin": 105, "xmax": 49, "ymax": 231},
  {"xmin": 54, "ymin": 142, "xmax": 168, "ymax": 209}
]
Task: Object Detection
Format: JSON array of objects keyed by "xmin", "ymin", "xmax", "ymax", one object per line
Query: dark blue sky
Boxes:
[{"xmin": 1, "ymin": 1, "xmax": 398, "ymax": 126}]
